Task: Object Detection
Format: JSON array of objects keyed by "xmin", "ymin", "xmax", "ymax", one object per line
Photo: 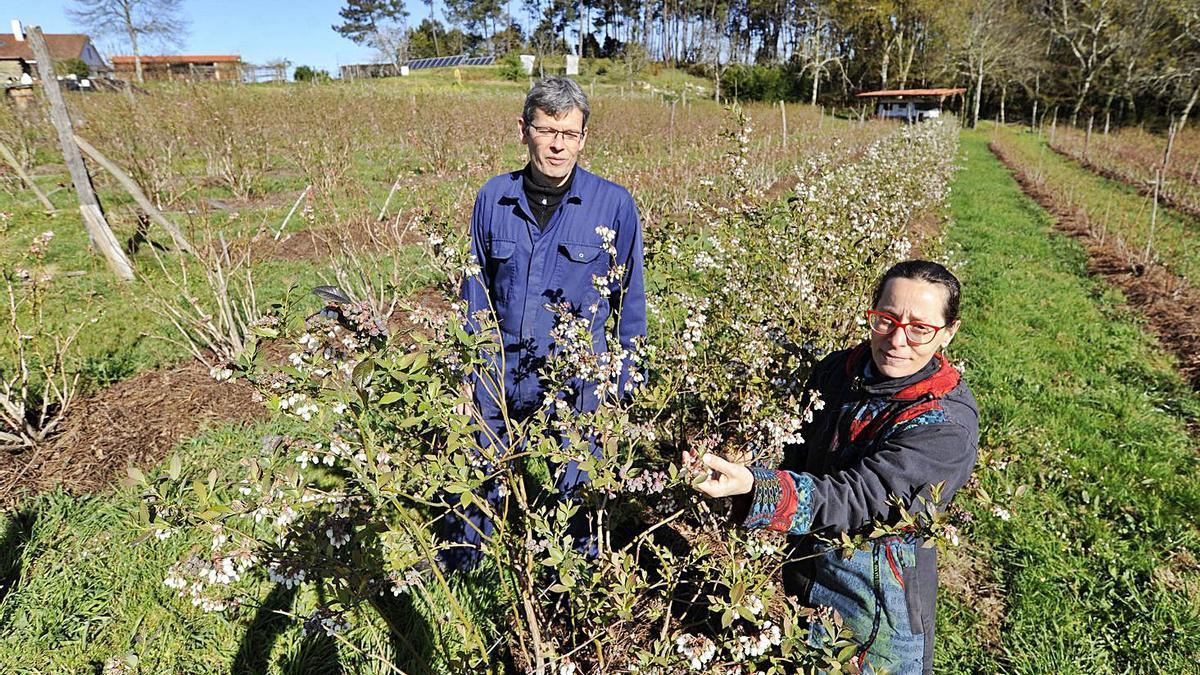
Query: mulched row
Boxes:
[
  {"xmin": 991, "ymin": 139, "xmax": 1200, "ymax": 387},
  {"xmin": 1044, "ymin": 142, "xmax": 1200, "ymax": 223},
  {"xmin": 0, "ymin": 363, "xmax": 264, "ymax": 509}
]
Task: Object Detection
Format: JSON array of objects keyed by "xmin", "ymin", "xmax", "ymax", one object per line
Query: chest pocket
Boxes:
[
  {"xmin": 486, "ymin": 238, "xmax": 518, "ymax": 306},
  {"xmin": 550, "ymin": 241, "xmax": 606, "ymax": 310}
]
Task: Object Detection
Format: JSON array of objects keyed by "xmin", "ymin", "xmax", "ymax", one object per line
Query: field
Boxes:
[
  {"xmin": 1047, "ymin": 122, "xmax": 1200, "ymax": 220},
  {"xmin": 2, "ymin": 71, "xmax": 1200, "ymax": 673}
]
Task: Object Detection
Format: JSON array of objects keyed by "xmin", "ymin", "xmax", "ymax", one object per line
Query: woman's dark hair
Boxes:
[{"xmin": 871, "ymin": 260, "xmax": 961, "ymax": 324}]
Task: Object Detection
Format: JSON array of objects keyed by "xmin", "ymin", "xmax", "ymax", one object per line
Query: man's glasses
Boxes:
[
  {"xmin": 527, "ymin": 124, "xmax": 585, "ymax": 144},
  {"xmin": 865, "ymin": 310, "xmax": 946, "ymax": 345}
]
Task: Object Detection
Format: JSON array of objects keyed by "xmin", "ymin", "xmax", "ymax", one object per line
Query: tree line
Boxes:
[{"xmin": 343, "ymin": 0, "xmax": 1200, "ymax": 129}]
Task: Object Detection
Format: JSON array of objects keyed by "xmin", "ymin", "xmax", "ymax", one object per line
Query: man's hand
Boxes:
[{"xmin": 683, "ymin": 451, "xmax": 754, "ymax": 498}]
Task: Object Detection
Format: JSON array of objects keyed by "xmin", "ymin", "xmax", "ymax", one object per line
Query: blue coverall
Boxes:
[{"xmin": 442, "ymin": 166, "xmax": 646, "ymax": 570}]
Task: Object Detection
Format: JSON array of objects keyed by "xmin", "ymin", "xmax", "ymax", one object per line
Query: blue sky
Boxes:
[{"xmin": 1, "ymin": 1, "xmax": 439, "ymax": 76}]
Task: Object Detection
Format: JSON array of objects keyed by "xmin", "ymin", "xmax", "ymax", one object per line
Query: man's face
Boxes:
[{"xmin": 519, "ymin": 107, "xmax": 587, "ymax": 186}]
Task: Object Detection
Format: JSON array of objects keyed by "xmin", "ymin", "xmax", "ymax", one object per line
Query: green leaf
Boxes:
[
  {"xmin": 378, "ymin": 391, "xmax": 403, "ymax": 405},
  {"xmin": 192, "ymin": 480, "xmax": 209, "ymax": 510},
  {"xmin": 837, "ymin": 643, "xmax": 859, "ymax": 663},
  {"xmin": 127, "ymin": 466, "xmax": 146, "ymax": 484},
  {"xmin": 411, "ymin": 353, "xmax": 428, "ymax": 371},
  {"xmin": 352, "ymin": 358, "xmax": 376, "ymax": 388},
  {"xmin": 168, "ymin": 455, "xmax": 182, "ymax": 481}
]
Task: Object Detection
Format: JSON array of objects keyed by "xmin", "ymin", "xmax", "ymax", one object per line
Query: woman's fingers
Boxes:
[
  {"xmin": 701, "ymin": 453, "xmax": 740, "ymax": 475},
  {"xmin": 683, "ymin": 452, "xmax": 754, "ymax": 498}
]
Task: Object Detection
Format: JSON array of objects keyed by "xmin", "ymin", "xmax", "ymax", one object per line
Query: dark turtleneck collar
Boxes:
[{"xmin": 522, "ymin": 163, "xmax": 575, "ymax": 229}]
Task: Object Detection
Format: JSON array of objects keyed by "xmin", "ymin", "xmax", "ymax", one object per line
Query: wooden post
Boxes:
[
  {"xmin": 780, "ymin": 100, "xmax": 787, "ymax": 151},
  {"xmin": 1085, "ymin": 114, "xmax": 1093, "ymax": 162},
  {"xmin": 275, "ymin": 186, "xmax": 311, "ymax": 240},
  {"xmin": 669, "ymin": 100, "xmax": 676, "ymax": 158},
  {"xmin": 27, "ymin": 25, "xmax": 134, "ymax": 281},
  {"xmin": 0, "ymin": 139, "xmax": 56, "ymax": 212},
  {"xmin": 73, "ymin": 134, "xmax": 194, "ymax": 255}
]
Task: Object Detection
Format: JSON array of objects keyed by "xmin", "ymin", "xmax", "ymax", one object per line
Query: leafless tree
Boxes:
[
  {"xmin": 1162, "ymin": 3, "xmax": 1200, "ymax": 130},
  {"xmin": 1043, "ymin": 0, "xmax": 1124, "ymax": 125},
  {"xmin": 794, "ymin": 4, "xmax": 845, "ymax": 105},
  {"xmin": 368, "ymin": 25, "xmax": 411, "ymax": 74},
  {"xmin": 947, "ymin": 0, "xmax": 1030, "ymax": 128},
  {"xmin": 67, "ymin": 0, "xmax": 189, "ymax": 84}
]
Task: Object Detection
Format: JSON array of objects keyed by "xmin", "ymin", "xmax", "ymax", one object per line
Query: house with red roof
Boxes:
[
  {"xmin": 856, "ymin": 88, "xmax": 967, "ymax": 122},
  {"xmin": 0, "ymin": 22, "xmax": 107, "ymax": 84}
]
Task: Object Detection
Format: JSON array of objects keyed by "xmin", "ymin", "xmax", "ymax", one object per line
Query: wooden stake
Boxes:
[
  {"xmin": 1085, "ymin": 114, "xmax": 1094, "ymax": 162},
  {"xmin": 275, "ymin": 186, "xmax": 311, "ymax": 240},
  {"xmin": 378, "ymin": 176, "xmax": 402, "ymax": 221},
  {"xmin": 669, "ymin": 100, "xmax": 676, "ymax": 158},
  {"xmin": 73, "ymin": 133, "xmax": 194, "ymax": 255},
  {"xmin": 28, "ymin": 26, "xmax": 134, "ymax": 281},
  {"xmin": 0, "ymin": 139, "xmax": 55, "ymax": 212},
  {"xmin": 780, "ymin": 100, "xmax": 787, "ymax": 151}
]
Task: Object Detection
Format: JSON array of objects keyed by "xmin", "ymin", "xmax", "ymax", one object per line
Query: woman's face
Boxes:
[{"xmin": 869, "ymin": 277, "xmax": 960, "ymax": 379}]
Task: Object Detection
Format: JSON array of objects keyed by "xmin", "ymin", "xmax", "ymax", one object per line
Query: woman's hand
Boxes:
[{"xmin": 683, "ymin": 451, "xmax": 754, "ymax": 498}]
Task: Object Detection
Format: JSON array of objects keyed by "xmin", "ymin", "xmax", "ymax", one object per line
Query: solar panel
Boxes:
[{"xmin": 406, "ymin": 54, "xmax": 496, "ymax": 70}]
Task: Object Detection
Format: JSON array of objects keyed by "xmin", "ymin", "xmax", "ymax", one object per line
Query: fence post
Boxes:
[
  {"xmin": 0, "ymin": 139, "xmax": 55, "ymax": 212},
  {"xmin": 1085, "ymin": 114, "xmax": 1094, "ymax": 162},
  {"xmin": 27, "ymin": 25, "xmax": 134, "ymax": 281},
  {"xmin": 780, "ymin": 100, "xmax": 787, "ymax": 151},
  {"xmin": 73, "ymin": 133, "xmax": 194, "ymax": 255}
]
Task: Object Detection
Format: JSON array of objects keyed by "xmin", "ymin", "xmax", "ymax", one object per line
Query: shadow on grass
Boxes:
[
  {"xmin": 230, "ymin": 583, "xmax": 300, "ymax": 674},
  {"xmin": 228, "ymin": 582, "xmax": 437, "ymax": 674},
  {"xmin": 0, "ymin": 507, "xmax": 36, "ymax": 605},
  {"xmin": 372, "ymin": 592, "xmax": 436, "ymax": 674}
]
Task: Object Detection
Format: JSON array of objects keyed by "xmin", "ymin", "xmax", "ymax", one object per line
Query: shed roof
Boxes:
[
  {"xmin": 110, "ymin": 55, "xmax": 241, "ymax": 65},
  {"xmin": 856, "ymin": 88, "xmax": 966, "ymax": 98},
  {"xmin": 0, "ymin": 33, "xmax": 90, "ymax": 62}
]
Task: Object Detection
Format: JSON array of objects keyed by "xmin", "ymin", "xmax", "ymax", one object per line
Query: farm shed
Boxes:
[
  {"xmin": 857, "ymin": 88, "xmax": 966, "ymax": 122},
  {"xmin": 340, "ymin": 54, "xmax": 496, "ymax": 79},
  {"xmin": 0, "ymin": 22, "xmax": 107, "ymax": 83},
  {"xmin": 110, "ymin": 54, "xmax": 242, "ymax": 82}
]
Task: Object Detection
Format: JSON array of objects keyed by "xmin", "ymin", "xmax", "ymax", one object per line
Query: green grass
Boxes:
[
  {"xmin": 0, "ymin": 417, "xmax": 452, "ymax": 674},
  {"xmin": 937, "ymin": 131, "xmax": 1200, "ymax": 672},
  {"xmin": 991, "ymin": 124, "xmax": 1200, "ymax": 283}
]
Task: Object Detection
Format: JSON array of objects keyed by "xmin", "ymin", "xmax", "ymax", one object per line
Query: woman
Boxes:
[{"xmin": 688, "ymin": 260, "xmax": 979, "ymax": 674}]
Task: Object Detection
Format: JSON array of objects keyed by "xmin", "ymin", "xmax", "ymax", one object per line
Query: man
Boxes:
[{"xmin": 443, "ymin": 76, "xmax": 646, "ymax": 571}]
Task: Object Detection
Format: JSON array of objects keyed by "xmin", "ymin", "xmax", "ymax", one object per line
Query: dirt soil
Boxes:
[
  {"xmin": 991, "ymin": 140, "xmax": 1200, "ymax": 387},
  {"xmin": 0, "ymin": 285, "xmax": 451, "ymax": 510},
  {"xmin": 938, "ymin": 544, "xmax": 1006, "ymax": 649},
  {"xmin": 238, "ymin": 212, "xmax": 422, "ymax": 263},
  {"xmin": 0, "ymin": 362, "xmax": 264, "ymax": 509}
]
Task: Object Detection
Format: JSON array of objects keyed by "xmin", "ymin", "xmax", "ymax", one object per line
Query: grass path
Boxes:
[
  {"xmin": 937, "ymin": 131, "xmax": 1200, "ymax": 672},
  {"xmin": 990, "ymin": 126, "xmax": 1200, "ymax": 284}
]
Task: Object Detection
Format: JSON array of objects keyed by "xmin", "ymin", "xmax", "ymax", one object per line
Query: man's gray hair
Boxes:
[{"xmin": 523, "ymin": 76, "xmax": 590, "ymax": 128}]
